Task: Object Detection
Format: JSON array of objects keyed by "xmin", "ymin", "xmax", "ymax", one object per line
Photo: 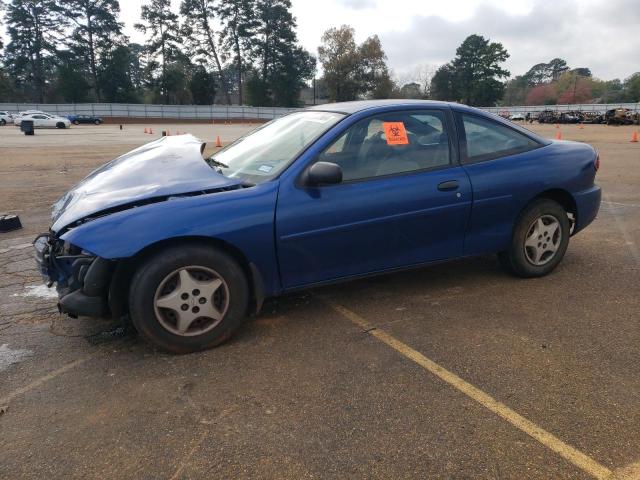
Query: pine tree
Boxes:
[
  {"xmin": 59, "ymin": 0, "xmax": 124, "ymax": 101},
  {"xmin": 4, "ymin": 0, "xmax": 67, "ymax": 102},
  {"xmin": 189, "ymin": 64, "xmax": 216, "ymax": 104},
  {"xmin": 429, "ymin": 64, "xmax": 456, "ymax": 101},
  {"xmin": 135, "ymin": 0, "xmax": 183, "ymax": 103},
  {"xmin": 98, "ymin": 44, "xmax": 142, "ymax": 102},
  {"xmin": 180, "ymin": 0, "xmax": 229, "ymax": 104},
  {"xmin": 451, "ymin": 34, "xmax": 509, "ymax": 106},
  {"xmin": 55, "ymin": 50, "xmax": 92, "ymax": 102},
  {"xmin": 0, "ymin": 2, "xmax": 12, "ymax": 101},
  {"xmin": 0, "ymin": 2, "xmax": 5, "ymax": 52},
  {"xmin": 246, "ymin": 0, "xmax": 314, "ymax": 107},
  {"xmin": 216, "ymin": 0, "xmax": 256, "ymax": 105}
]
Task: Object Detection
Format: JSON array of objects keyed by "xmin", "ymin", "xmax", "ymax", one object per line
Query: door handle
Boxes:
[{"xmin": 438, "ymin": 180, "xmax": 459, "ymax": 191}]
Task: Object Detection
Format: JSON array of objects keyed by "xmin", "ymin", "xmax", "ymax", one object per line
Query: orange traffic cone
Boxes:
[
  {"xmin": 215, "ymin": 135, "xmax": 223, "ymax": 148},
  {"xmin": 631, "ymin": 131, "xmax": 639, "ymax": 143},
  {"xmin": 149, "ymin": 128, "xmax": 153, "ymax": 135},
  {"xmin": 579, "ymin": 124, "xmax": 584, "ymax": 129},
  {"xmin": 144, "ymin": 127, "xmax": 149, "ymax": 134},
  {"xmin": 556, "ymin": 131, "xmax": 562, "ymax": 140},
  {"xmin": 555, "ymin": 123, "xmax": 560, "ymax": 129}
]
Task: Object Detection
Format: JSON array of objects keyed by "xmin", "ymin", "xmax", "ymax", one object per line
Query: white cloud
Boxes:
[
  {"xmin": 3, "ymin": 0, "xmax": 638, "ymax": 82},
  {"xmin": 375, "ymin": 0, "xmax": 639, "ymax": 82},
  {"xmin": 338, "ymin": 0, "xmax": 377, "ymax": 9}
]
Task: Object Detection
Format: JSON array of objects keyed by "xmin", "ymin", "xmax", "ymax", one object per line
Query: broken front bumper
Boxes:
[{"xmin": 34, "ymin": 233, "xmax": 111, "ymax": 318}]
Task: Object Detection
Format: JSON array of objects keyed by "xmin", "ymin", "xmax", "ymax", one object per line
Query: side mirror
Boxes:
[{"xmin": 306, "ymin": 161, "xmax": 343, "ymax": 186}]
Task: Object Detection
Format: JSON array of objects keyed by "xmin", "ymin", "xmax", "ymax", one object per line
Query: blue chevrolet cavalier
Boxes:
[{"xmin": 35, "ymin": 100, "xmax": 601, "ymax": 352}]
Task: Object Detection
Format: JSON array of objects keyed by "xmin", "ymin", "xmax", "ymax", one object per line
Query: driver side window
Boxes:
[{"xmin": 319, "ymin": 110, "xmax": 451, "ymax": 182}]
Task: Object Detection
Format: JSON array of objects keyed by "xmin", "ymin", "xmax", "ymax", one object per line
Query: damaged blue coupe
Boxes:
[{"xmin": 35, "ymin": 101, "xmax": 601, "ymax": 353}]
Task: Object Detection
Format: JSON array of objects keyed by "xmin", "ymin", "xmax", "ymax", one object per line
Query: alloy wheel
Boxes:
[
  {"xmin": 153, "ymin": 266, "xmax": 229, "ymax": 337},
  {"xmin": 524, "ymin": 215, "xmax": 562, "ymax": 266}
]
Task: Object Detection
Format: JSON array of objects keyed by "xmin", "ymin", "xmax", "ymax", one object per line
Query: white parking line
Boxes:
[
  {"xmin": 0, "ymin": 355, "xmax": 96, "ymax": 406},
  {"xmin": 602, "ymin": 201, "xmax": 640, "ymax": 209},
  {"xmin": 168, "ymin": 430, "xmax": 208, "ymax": 480},
  {"xmin": 604, "ymin": 194, "xmax": 640, "ymax": 267},
  {"xmin": 325, "ymin": 299, "xmax": 614, "ymax": 480}
]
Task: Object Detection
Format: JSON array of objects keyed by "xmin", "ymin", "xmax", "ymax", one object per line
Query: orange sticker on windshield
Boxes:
[{"xmin": 383, "ymin": 122, "xmax": 409, "ymax": 145}]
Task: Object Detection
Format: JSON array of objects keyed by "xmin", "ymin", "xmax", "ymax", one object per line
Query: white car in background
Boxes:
[
  {"xmin": 509, "ymin": 113, "xmax": 525, "ymax": 121},
  {"xmin": 0, "ymin": 110, "xmax": 14, "ymax": 125},
  {"xmin": 12, "ymin": 110, "xmax": 47, "ymax": 124},
  {"xmin": 14, "ymin": 113, "xmax": 71, "ymax": 129}
]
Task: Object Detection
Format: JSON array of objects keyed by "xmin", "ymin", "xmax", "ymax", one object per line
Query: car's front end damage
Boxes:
[
  {"xmin": 35, "ymin": 233, "xmax": 114, "ymax": 318},
  {"xmin": 34, "ymin": 134, "xmax": 245, "ymax": 320}
]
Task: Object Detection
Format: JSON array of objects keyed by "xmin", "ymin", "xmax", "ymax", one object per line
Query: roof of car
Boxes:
[{"xmin": 307, "ymin": 99, "xmax": 455, "ymax": 114}]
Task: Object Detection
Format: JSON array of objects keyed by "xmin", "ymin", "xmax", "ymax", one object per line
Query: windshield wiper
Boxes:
[{"xmin": 208, "ymin": 158, "xmax": 229, "ymax": 169}]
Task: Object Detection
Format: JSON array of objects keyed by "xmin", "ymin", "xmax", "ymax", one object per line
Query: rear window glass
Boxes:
[{"xmin": 461, "ymin": 114, "xmax": 540, "ymax": 162}]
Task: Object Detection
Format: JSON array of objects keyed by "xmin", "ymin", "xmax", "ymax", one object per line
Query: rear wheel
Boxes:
[
  {"xmin": 94, "ymin": 119, "xmax": 101, "ymax": 125},
  {"xmin": 129, "ymin": 244, "xmax": 249, "ymax": 353},
  {"xmin": 73, "ymin": 120, "xmax": 79, "ymax": 125},
  {"xmin": 0, "ymin": 119, "xmax": 6, "ymax": 126},
  {"xmin": 56, "ymin": 122, "xmax": 66, "ymax": 129},
  {"xmin": 499, "ymin": 199, "xmax": 570, "ymax": 277}
]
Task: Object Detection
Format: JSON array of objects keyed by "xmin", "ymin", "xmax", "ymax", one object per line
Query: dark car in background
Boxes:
[{"xmin": 67, "ymin": 114, "xmax": 104, "ymax": 125}]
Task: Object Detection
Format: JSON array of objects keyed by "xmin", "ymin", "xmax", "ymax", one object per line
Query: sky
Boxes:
[{"xmin": 4, "ymin": 0, "xmax": 640, "ymax": 82}]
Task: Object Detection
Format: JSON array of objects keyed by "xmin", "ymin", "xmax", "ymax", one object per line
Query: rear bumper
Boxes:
[{"xmin": 573, "ymin": 185, "xmax": 601, "ymax": 234}]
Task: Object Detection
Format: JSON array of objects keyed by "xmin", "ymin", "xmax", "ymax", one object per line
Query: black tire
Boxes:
[
  {"xmin": 56, "ymin": 122, "xmax": 66, "ymax": 129},
  {"xmin": 129, "ymin": 244, "xmax": 249, "ymax": 353},
  {"xmin": 0, "ymin": 119, "xmax": 6, "ymax": 126},
  {"xmin": 94, "ymin": 119, "xmax": 101, "ymax": 125},
  {"xmin": 73, "ymin": 120, "xmax": 80, "ymax": 125},
  {"xmin": 499, "ymin": 199, "xmax": 570, "ymax": 278}
]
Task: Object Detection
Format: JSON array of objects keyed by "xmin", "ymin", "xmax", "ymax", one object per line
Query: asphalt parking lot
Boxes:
[{"xmin": 1, "ymin": 122, "xmax": 639, "ymax": 479}]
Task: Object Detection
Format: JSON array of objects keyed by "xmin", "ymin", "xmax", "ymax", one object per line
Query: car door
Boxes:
[
  {"xmin": 31, "ymin": 115, "xmax": 49, "ymax": 127},
  {"xmin": 275, "ymin": 108, "xmax": 472, "ymax": 289},
  {"xmin": 454, "ymin": 110, "xmax": 547, "ymax": 256}
]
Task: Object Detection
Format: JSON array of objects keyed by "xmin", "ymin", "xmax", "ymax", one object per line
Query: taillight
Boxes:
[{"xmin": 594, "ymin": 154, "xmax": 600, "ymax": 173}]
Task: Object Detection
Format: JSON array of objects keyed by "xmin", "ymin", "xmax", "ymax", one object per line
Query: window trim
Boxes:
[
  {"xmin": 300, "ymin": 107, "xmax": 458, "ymax": 187},
  {"xmin": 455, "ymin": 112, "xmax": 544, "ymax": 165}
]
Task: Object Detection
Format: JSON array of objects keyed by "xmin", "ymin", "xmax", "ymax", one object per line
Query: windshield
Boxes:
[{"xmin": 209, "ymin": 111, "xmax": 345, "ymax": 184}]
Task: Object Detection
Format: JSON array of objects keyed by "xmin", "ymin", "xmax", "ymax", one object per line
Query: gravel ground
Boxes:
[{"xmin": 0, "ymin": 121, "xmax": 639, "ymax": 479}]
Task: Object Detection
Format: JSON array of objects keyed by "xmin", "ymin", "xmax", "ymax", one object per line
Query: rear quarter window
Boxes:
[{"xmin": 459, "ymin": 114, "xmax": 541, "ymax": 163}]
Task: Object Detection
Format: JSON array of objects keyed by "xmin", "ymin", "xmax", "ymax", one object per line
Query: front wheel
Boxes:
[
  {"xmin": 0, "ymin": 119, "xmax": 6, "ymax": 126},
  {"xmin": 94, "ymin": 119, "xmax": 101, "ymax": 125},
  {"xmin": 56, "ymin": 122, "xmax": 66, "ymax": 129},
  {"xmin": 129, "ymin": 244, "xmax": 249, "ymax": 353},
  {"xmin": 499, "ymin": 199, "xmax": 570, "ymax": 278}
]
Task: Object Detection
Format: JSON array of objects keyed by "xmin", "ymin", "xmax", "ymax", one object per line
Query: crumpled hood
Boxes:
[{"xmin": 51, "ymin": 134, "xmax": 242, "ymax": 232}]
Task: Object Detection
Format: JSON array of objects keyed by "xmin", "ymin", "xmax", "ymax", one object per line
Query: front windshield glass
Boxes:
[{"xmin": 209, "ymin": 111, "xmax": 345, "ymax": 184}]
